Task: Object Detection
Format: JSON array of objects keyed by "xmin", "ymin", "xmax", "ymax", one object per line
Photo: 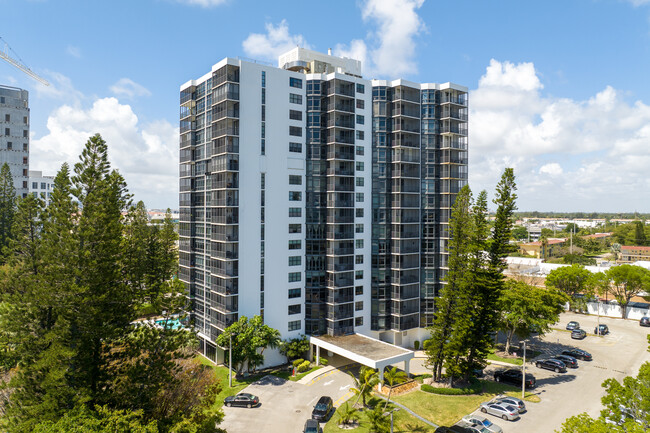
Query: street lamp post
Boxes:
[
  {"xmin": 521, "ymin": 340, "xmax": 527, "ymax": 400},
  {"xmin": 229, "ymin": 333, "xmax": 234, "ymax": 388},
  {"xmin": 384, "ymin": 408, "xmax": 400, "ymax": 433}
]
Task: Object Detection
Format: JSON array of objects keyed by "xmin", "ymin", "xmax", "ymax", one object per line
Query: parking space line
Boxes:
[{"xmin": 334, "ymin": 391, "xmax": 355, "ymax": 407}]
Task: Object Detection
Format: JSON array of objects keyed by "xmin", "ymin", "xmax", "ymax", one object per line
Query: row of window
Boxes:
[
  {"xmin": 3, "ymin": 115, "xmax": 28, "ymax": 124},
  {"xmin": 288, "ymin": 316, "xmax": 363, "ymax": 332},
  {"xmin": 4, "ymin": 142, "xmax": 28, "ymax": 151},
  {"xmin": 31, "ymin": 182, "xmax": 51, "ymax": 190},
  {"xmin": 2, "ymin": 128, "xmax": 28, "ymax": 137}
]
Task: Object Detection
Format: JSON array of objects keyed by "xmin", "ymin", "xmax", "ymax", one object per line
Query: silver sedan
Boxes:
[
  {"xmin": 480, "ymin": 402, "xmax": 520, "ymax": 421},
  {"xmin": 462, "ymin": 415, "xmax": 504, "ymax": 433}
]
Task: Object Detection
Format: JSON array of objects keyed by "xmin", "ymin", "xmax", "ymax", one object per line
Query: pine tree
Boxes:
[{"xmin": 0, "ymin": 163, "xmax": 16, "ymax": 262}]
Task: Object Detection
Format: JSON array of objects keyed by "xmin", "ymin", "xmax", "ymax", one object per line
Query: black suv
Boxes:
[
  {"xmin": 552, "ymin": 354, "xmax": 578, "ymax": 368},
  {"xmin": 303, "ymin": 419, "xmax": 322, "ymax": 433},
  {"xmin": 535, "ymin": 358, "xmax": 567, "ymax": 373},
  {"xmin": 640, "ymin": 317, "xmax": 650, "ymax": 327},
  {"xmin": 494, "ymin": 369, "xmax": 536, "ymax": 388},
  {"xmin": 311, "ymin": 396, "xmax": 333, "ymax": 421},
  {"xmin": 561, "ymin": 348, "xmax": 592, "ymax": 361},
  {"xmin": 594, "ymin": 324, "xmax": 609, "ymax": 335}
]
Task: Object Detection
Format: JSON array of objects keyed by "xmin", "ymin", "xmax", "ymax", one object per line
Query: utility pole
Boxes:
[
  {"xmin": 229, "ymin": 333, "xmax": 234, "ymax": 387},
  {"xmin": 521, "ymin": 340, "xmax": 527, "ymax": 400}
]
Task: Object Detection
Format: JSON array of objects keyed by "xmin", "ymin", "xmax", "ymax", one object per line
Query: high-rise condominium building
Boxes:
[
  {"xmin": 179, "ymin": 48, "xmax": 467, "ymax": 364},
  {"xmin": 0, "ymin": 85, "xmax": 30, "ymax": 198}
]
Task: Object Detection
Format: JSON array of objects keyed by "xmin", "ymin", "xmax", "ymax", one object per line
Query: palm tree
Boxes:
[
  {"xmin": 337, "ymin": 402, "xmax": 359, "ymax": 426},
  {"xmin": 349, "ymin": 366, "xmax": 378, "ymax": 407},
  {"xmin": 366, "ymin": 404, "xmax": 390, "ymax": 433},
  {"xmin": 382, "ymin": 366, "xmax": 408, "ymax": 409}
]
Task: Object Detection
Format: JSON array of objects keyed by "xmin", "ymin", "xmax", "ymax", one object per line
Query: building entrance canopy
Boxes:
[{"xmin": 309, "ymin": 333, "xmax": 414, "ymax": 390}]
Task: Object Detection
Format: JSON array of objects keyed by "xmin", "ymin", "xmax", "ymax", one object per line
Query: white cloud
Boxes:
[
  {"xmin": 469, "ymin": 59, "xmax": 650, "ymax": 211},
  {"xmin": 360, "ymin": 0, "xmax": 425, "ymax": 77},
  {"xmin": 334, "ymin": 39, "xmax": 369, "ymax": 72},
  {"xmin": 109, "ymin": 78, "xmax": 152, "ymax": 99},
  {"xmin": 174, "ymin": 0, "xmax": 227, "ymax": 7},
  {"xmin": 626, "ymin": 0, "xmax": 650, "ymax": 6},
  {"xmin": 31, "ymin": 98, "xmax": 178, "ymax": 208},
  {"xmin": 242, "ymin": 20, "xmax": 310, "ymax": 61},
  {"xmin": 34, "ymin": 71, "xmax": 85, "ymax": 105},
  {"xmin": 66, "ymin": 45, "xmax": 81, "ymax": 58}
]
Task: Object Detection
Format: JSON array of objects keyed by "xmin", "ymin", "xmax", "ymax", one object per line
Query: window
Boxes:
[
  {"xmin": 356, "ymin": 208, "xmax": 364, "ymax": 218},
  {"xmin": 32, "ymin": 182, "xmax": 37, "ymax": 189},
  {"xmin": 289, "ymin": 240, "xmax": 302, "ymax": 249},
  {"xmin": 355, "ymin": 270, "xmax": 363, "ymax": 280},
  {"xmin": 261, "ymin": 106, "xmax": 266, "ymax": 121},
  {"xmin": 356, "ymin": 177, "xmax": 364, "ymax": 187},
  {"xmin": 289, "ymin": 77, "xmax": 303, "ymax": 89},
  {"xmin": 356, "ymin": 239, "xmax": 364, "ymax": 249},
  {"xmin": 289, "ymin": 110, "xmax": 302, "ymax": 121},
  {"xmin": 23, "ymin": 130, "xmax": 27, "ymax": 138},
  {"xmin": 40, "ymin": 182, "xmax": 46, "ymax": 190},
  {"xmin": 289, "ymin": 208, "xmax": 302, "ymax": 217},
  {"xmin": 289, "ymin": 142, "xmax": 302, "ymax": 153},
  {"xmin": 23, "ymin": 117, "xmax": 27, "ymax": 124},
  {"xmin": 262, "ymin": 88, "xmax": 266, "ymax": 104},
  {"xmin": 356, "ymin": 162, "xmax": 364, "ymax": 171},
  {"xmin": 355, "ymin": 301, "xmax": 363, "ymax": 311},
  {"xmin": 355, "ymin": 224, "xmax": 364, "ymax": 233},
  {"xmin": 4, "ymin": 114, "xmax": 9, "ymax": 122},
  {"xmin": 356, "ymin": 99, "xmax": 364, "ymax": 109},
  {"xmin": 288, "ymin": 288, "xmax": 301, "ymax": 298},
  {"xmin": 261, "ymin": 71, "xmax": 266, "ymax": 87},
  {"xmin": 356, "ymin": 193, "xmax": 364, "ymax": 202},
  {"xmin": 289, "ymin": 191, "xmax": 302, "ymax": 201},
  {"xmin": 288, "ymin": 272, "xmax": 301, "ymax": 282},
  {"xmin": 355, "ymin": 285, "xmax": 363, "ymax": 295},
  {"xmin": 22, "ymin": 143, "xmax": 27, "ymax": 151},
  {"xmin": 355, "ymin": 317, "xmax": 363, "ymax": 327},
  {"xmin": 4, "ymin": 128, "xmax": 9, "ymax": 136},
  {"xmin": 356, "ymin": 145, "xmax": 364, "ymax": 155},
  {"xmin": 6, "ymin": 142, "xmax": 11, "ymax": 150},
  {"xmin": 356, "ymin": 131, "xmax": 364, "ymax": 140},
  {"xmin": 288, "ymin": 320, "xmax": 301, "ymax": 331},
  {"xmin": 355, "ymin": 255, "xmax": 363, "ymax": 264},
  {"xmin": 289, "ymin": 93, "xmax": 303, "ymax": 104},
  {"xmin": 288, "ymin": 304, "xmax": 301, "ymax": 315},
  {"xmin": 356, "ymin": 83, "xmax": 365, "ymax": 93},
  {"xmin": 289, "ymin": 223, "xmax": 302, "ymax": 233},
  {"xmin": 261, "ymin": 173, "xmax": 265, "ymax": 189},
  {"xmin": 289, "ymin": 126, "xmax": 302, "ymax": 137},
  {"xmin": 289, "ymin": 175, "xmax": 302, "ymax": 185},
  {"xmin": 0, "ymin": 97, "xmax": 4, "ymax": 103},
  {"xmin": 356, "ymin": 115, "xmax": 364, "ymax": 125},
  {"xmin": 260, "ymin": 258, "xmax": 264, "ymax": 273},
  {"xmin": 289, "ymin": 256, "xmax": 301, "ymax": 266}
]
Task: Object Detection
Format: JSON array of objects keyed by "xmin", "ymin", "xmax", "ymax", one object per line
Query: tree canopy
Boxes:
[{"xmin": 216, "ymin": 315, "xmax": 280, "ymax": 374}]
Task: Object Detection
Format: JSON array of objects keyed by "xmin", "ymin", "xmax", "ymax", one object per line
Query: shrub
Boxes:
[
  {"xmin": 319, "ymin": 358, "xmax": 328, "ymax": 366},
  {"xmin": 422, "ymin": 339, "xmax": 433, "ymax": 350},
  {"xmin": 292, "ymin": 358, "xmax": 305, "ymax": 368},
  {"xmin": 413, "ymin": 340, "xmax": 420, "ymax": 350},
  {"xmin": 420, "ymin": 378, "xmax": 481, "ymax": 395},
  {"xmin": 297, "ymin": 360, "xmax": 311, "ymax": 373}
]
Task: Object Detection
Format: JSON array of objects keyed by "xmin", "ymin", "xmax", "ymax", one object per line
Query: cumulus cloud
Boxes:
[
  {"xmin": 110, "ymin": 78, "xmax": 152, "ymax": 99},
  {"xmin": 174, "ymin": 0, "xmax": 227, "ymax": 7},
  {"xmin": 469, "ymin": 59, "xmax": 650, "ymax": 211},
  {"xmin": 66, "ymin": 45, "xmax": 81, "ymax": 58},
  {"xmin": 242, "ymin": 20, "xmax": 310, "ymax": 62},
  {"xmin": 31, "ymin": 98, "xmax": 178, "ymax": 208}
]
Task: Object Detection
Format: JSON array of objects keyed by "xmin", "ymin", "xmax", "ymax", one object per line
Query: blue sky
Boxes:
[{"xmin": 2, "ymin": 0, "xmax": 650, "ymax": 211}]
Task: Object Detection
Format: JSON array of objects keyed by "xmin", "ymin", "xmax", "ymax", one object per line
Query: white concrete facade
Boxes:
[{"xmin": 28, "ymin": 170, "xmax": 54, "ymax": 206}]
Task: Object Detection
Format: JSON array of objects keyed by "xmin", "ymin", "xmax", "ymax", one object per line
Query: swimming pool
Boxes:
[{"xmin": 155, "ymin": 317, "xmax": 185, "ymax": 330}]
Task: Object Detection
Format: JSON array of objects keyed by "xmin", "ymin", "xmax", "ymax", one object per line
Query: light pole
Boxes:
[
  {"xmin": 228, "ymin": 333, "xmax": 234, "ymax": 387},
  {"xmin": 521, "ymin": 340, "xmax": 527, "ymax": 400},
  {"xmin": 384, "ymin": 408, "xmax": 400, "ymax": 433}
]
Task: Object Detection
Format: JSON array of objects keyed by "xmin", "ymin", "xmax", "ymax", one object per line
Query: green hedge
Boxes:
[
  {"xmin": 420, "ymin": 378, "xmax": 481, "ymax": 395},
  {"xmin": 319, "ymin": 358, "xmax": 328, "ymax": 366},
  {"xmin": 292, "ymin": 358, "xmax": 305, "ymax": 368},
  {"xmin": 297, "ymin": 360, "xmax": 311, "ymax": 373}
]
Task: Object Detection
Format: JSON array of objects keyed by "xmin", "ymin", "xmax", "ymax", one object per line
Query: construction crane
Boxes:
[{"xmin": 0, "ymin": 36, "xmax": 49, "ymax": 86}]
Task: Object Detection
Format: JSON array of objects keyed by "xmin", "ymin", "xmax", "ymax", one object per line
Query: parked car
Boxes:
[
  {"xmin": 479, "ymin": 401, "xmax": 520, "ymax": 421},
  {"xmin": 571, "ymin": 329, "xmax": 587, "ymax": 340},
  {"xmin": 551, "ymin": 354, "xmax": 578, "ymax": 368},
  {"xmin": 495, "ymin": 396, "xmax": 526, "ymax": 414},
  {"xmin": 566, "ymin": 321, "xmax": 580, "ymax": 330},
  {"xmin": 461, "ymin": 415, "xmax": 503, "ymax": 433},
  {"xmin": 224, "ymin": 393, "xmax": 259, "ymax": 408},
  {"xmin": 640, "ymin": 316, "xmax": 650, "ymax": 327},
  {"xmin": 454, "ymin": 420, "xmax": 491, "ymax": 433},
  {"xmin": 311, "ymin": 396, "xmax": 333, "ymax": 421},
  {"xmin": 493, "ymin": 368, "xmax": 536, "ymax": 389},
  {"xmin": 535, "ymin": 358, "xmax": 567, "ymax": 373},
  {"xmin": 434, "ymin": 426, "xmax": 474, "ymax": 433},
  {"xmin": 561, "ymin": 348, "xmax": 592, "ymax": 361},
  {"xmin": 594, "ymin": 324, "xmax": 609, "ymax": 335},
  {"xmin": 303, "ymin": 419, "xmax": 322, "ymax": 433}
]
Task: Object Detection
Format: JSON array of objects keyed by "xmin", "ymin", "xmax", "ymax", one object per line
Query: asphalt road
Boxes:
[
  {"xmin": 475, "ymin": 312, "xmax": 650, "ymax": 433},
  {"xmin": 220, "ymin": 367, "xmax": 357, "ymax": 433}
]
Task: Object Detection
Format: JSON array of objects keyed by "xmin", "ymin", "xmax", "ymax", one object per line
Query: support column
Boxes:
[
  {"xmin": 378, "ymin": 366, "xmax": 384, "ymax": 392},
  {"xmin": 404, "ymin": 359, "xmax": 410, "ymax": 378},
  {"xmin": 316, "ymin": 345, "xmax": 320, "ymax": 366},
  {"xmin": 308, "ymin": 343, "xmax": 314, "ymax": 362}
]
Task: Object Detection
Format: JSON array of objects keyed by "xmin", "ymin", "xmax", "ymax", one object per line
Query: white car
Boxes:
[
  {"xmin": 461, "ymin": 415, "xmax": 503, "ymax": 433},
  {"xmin": 480, "ymin": 402, "xmax": 520, "ymax": 421}
]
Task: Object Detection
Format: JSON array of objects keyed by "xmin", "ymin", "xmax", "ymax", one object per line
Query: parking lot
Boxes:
[
  {"xmin": 473, "ymin": 312, "xmax": 650, "ymax": 433},
  {"xmin": 220, "ymin": 366, "xmax": 356, "ymax": 433}
]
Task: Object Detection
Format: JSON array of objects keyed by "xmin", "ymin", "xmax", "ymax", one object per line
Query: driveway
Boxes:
[
  {"xmin": 475, "ymin": 312, "xmax": 650, "ymax": 433},
  {"xmin": 221, "ymin": 367, "xmax": 357, "ymax": 433}
]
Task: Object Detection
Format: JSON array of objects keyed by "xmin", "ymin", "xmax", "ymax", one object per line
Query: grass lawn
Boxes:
[
  {"xmin": 324, "ymin": 397, "xmax": 436, "ymax": 433},
  {"xmin": 394, "ymin": 380, "xmax": 540, "ymax": 427}
]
